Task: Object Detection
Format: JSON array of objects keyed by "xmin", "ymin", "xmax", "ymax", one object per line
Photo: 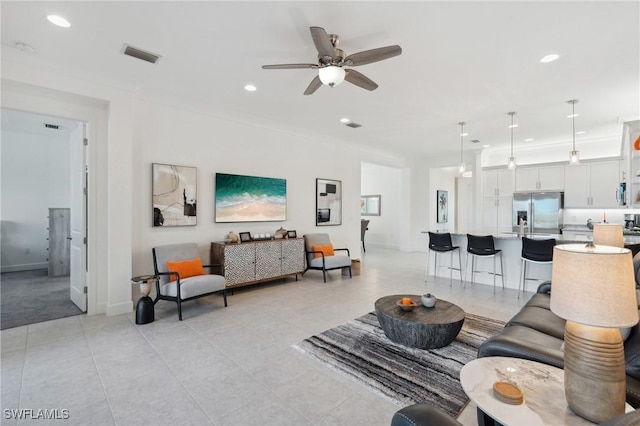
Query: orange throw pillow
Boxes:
[
  {"xmin": 312, "ymin": 244, "xmax": 335, "ymax": 258},
  {"xmin": 166, "ymin": 258, "xmax": 205, "ymax": 282}
]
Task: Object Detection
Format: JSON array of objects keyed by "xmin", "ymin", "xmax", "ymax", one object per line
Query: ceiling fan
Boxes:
[{"xmin": 262, "ymin": 26, "xmax": 402, "ymax": 95}]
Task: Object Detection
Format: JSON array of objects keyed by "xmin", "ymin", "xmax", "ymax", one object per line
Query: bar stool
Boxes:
[
  {"xmin": 519, "ymin": 237, "xmax": 555, "ymax": 298},
  {"xmin": 426, "ymin": 232, "xmax": 462, "ymax": 284},
  {"xmin": 466, "ymin": 234, "xmax": 504, "ymax": 292}
]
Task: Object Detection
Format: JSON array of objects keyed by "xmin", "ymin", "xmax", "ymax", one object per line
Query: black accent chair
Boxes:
[
  {"xmin": 427, "ymin": 232, "xmax": 462, "ymax": 284},
  {"xmin": 361, "ymin": 219, "xmax": 370, "ymax": 253},
  {"xmin": 466, "ymin": 234, "xmax": 504, "ymax": 292},
  {"xmin": 519, "ymin": 237, "xmax": 555, "ymax": 298},
  {"xmin": 152, "ymin": 243, "xmax": 227, "ymax": 320}
]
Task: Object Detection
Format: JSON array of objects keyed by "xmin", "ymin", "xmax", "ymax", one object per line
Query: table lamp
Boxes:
[
  {"xmin": 593, "ymin": 223, "xmax": 624, "ymax": 247},
  {"xmin": 550, "ymin": 244, "xmax": 638, "ymax": 423}
]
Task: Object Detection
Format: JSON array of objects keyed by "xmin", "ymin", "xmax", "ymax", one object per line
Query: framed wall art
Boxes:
[
  {"xmin": 239, "ymin": 232, "xmax": 252, "ymax": 243},
  {"xmin": 316, "ymin": 178, "xmax": 342, "ymax": 226},
  {"xmin": 152, "ymin": 163, "xmax": 197, "ymax": 227},
  {"xmin": 361, "ymin": 194, "xmax": 381, "ymax": 216},
  {"xmin": 215, "ymin": 173, "xmax": 286, "ymax": 223},
  {"xmin": 437, "ymin": 190, "xmax": 448, "ymax": 223}
]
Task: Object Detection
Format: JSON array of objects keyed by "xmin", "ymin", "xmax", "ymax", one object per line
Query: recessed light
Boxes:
[
  {"xmin": 525, "ymin": 138, "xmax": 534, "ymax": 142},
  {"xmin": 340, "ymin": 118, "xmax": 350, "ymax": 123},
  {"xmin": 482, "ymin": 144, "xmax": 491, "ymax": 148},
  {"xmin": 460, "ymin": 132, "xmax": 469, "ymax": 137},
  {"xmin": 47, "ymin": 15, "xmax": 70, "ymax": 28},
  {"xmin": 540, "ymin": 54, "xmax": 559, "ymax": 63},
  {"xmin": 244, "ymin": 84, "xmax": 256, "ymax": 92},
  {"xmin": 576, "ymin": 131, "xmax": 587, "ymax": 135},
  {"xmin": 567, "ymin": 114, "xmax": 579, "ymax": 118},
  {"xmin": 508, "ymin": 124, "xmax": 519, "ymax": 129}
]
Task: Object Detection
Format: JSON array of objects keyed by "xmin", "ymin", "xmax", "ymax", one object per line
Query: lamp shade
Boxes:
[
  {"xmin": 593, "ymin": 223, "xmax": 624, "ymax": 247},
  {"xmin": 550, "ymin": 244, "xmax": 639, "ymax": 328},
  {"xmin": 318, "ymin": 66, "xmax": 345, "ymax": 87}
]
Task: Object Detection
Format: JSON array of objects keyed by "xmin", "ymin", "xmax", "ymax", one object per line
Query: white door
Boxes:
[{"xmin": 69, "ymin": 123, "xmax": 87, "ymax": 311}]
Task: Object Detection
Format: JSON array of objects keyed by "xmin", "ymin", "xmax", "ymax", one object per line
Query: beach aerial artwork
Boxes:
[{"xmin": 215, "ymin": 173, "xmax": 286, "ymax": 222}]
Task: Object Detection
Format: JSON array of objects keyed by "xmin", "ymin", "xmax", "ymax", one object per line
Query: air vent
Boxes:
[
  {"xmin": 122, "ymin": 44, "xmax": 161, "ymax": 64},
  {"xmin": 471, "ymin": 139, "xmax": 481, "ymax": 143},
  {"xmin": 345, "ymin": 122, "xmax": 362, "ymax": 128},
  {"xmin": 44, "ymin": 123, "xmax": 59, "ymax": 129}
]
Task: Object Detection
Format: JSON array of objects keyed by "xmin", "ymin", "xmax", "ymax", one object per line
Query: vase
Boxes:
[
  {"xmin": 224, "ymin": 231, "xmax": 239, "ymax": 243},
  {"xmin": 421, "ymin": 293, "xmax": 436, "ymax": 308},
  {"xmin": 275, "ymin": 227, "xmax": 287, "ymax": 239}
]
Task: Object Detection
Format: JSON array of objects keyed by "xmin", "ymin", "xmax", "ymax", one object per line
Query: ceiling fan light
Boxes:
[{"xmin": 319, "ymin": 66, "xmax": 345, "ymax": 87}]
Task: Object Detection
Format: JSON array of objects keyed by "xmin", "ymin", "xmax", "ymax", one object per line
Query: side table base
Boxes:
[{"xmin": 136, "ymin": 296, "xmax": 154, "ymax": 324}]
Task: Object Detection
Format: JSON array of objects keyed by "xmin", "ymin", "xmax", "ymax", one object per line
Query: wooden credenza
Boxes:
[{"xmin": 210, "ymin": 238, "xmax": 305, "ymax": 288}]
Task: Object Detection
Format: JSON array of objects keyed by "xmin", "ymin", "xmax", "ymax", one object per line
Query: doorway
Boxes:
[{"xmin": 0, "ymin": 109, "xmax": 87, "ymax": 329}]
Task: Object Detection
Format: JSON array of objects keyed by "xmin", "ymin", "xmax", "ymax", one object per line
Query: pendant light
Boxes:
[
  {"xmin": 568, "ymin": 99, "xmax": 580, "ymax": 165},
  {"xmin": 507, "ymin": 111, "xmax": 517, "ymax": 170},
  {"xmin": 458, "ymin": 121, "xmax": 466, "ymax": 174}
]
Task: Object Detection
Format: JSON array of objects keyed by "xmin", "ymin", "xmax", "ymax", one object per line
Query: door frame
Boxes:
[{"xmin": 2, "ymin": 80, "xmax": 108, "ymax": 315}]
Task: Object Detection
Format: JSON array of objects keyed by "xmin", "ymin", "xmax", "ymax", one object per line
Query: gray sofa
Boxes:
[{"xmin": 477, "ymin": 281, "xmax": 640, "ymax": 408}]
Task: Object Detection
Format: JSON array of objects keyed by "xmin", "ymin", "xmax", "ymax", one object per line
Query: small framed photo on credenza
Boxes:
[
  {"xmin": 287, "ymin": 230, "xmax": 297, "ymax": 238},
  {"xmin": 239, "ymin": 232, "xmax": 252, "ymax": 243}
]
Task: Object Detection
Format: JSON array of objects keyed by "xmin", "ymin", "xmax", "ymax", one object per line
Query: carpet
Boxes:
[
  {"xmin": 293, "ymin": 311, "xmax": 505, "ymax": 418},
  {"xmin": 1, "ymin": 269, "xmax": 83, "ymax": 330}
]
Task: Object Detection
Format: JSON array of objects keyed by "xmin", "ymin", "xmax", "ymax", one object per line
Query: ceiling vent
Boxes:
[
  {"xmin": 44, "ymin": 123, "xmax": 59, "ymax": 129},
  {"xmin": 471, "ymin": 139, "xmax": 481, "ymax": 143},
  {"xmin": 122, "ymin": 44, "xmax": 161, "ymax": 64},
  {"xmin": 345, "ymin": 122, "xmax": 362, "ymax": 128}
]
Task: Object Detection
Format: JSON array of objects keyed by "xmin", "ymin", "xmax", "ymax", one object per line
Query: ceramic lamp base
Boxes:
[{"xmin": 563, "ymin": 321, "xmax": 626, "ymax": 423}]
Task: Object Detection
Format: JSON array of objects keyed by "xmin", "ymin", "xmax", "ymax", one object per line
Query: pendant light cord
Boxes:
[
  {"xmin": 571, "ymin": 100, "xmax": 576, "ymax": 150},
  {"xmin": 459, "ymin": 121, "xmax": 464, "ymax": 164},
  {"xmin": 509, "ymin": 112, "xmax": 516, "ymax": 156}
]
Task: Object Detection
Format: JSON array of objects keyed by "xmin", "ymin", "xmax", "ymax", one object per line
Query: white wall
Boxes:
[
  {"xmin": 360, "ymin": 162, "xmax": 403, "ymax": 249},
  {"xmin": 130, "ymin": 99, "xmax": 363, "ymax": 280},
  {"xmin": 1, "ymin": 128, "xmax": 72, "ymax": 272},
  {"xmin": 428, "ymin": 167, "xmax": 459, "ymax": 233}
]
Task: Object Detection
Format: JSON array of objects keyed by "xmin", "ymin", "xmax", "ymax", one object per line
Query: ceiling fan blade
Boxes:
[
  {"xmin": 303, "ymin": 76, "xmax": 322, "ymax": 95},
  {"xmin": 344, "ymin": 45, "xmax": 402, "ymax": 66},
  {"xmin": 310, "ymin": 26, "xmax": 335, "ymax": 59},
  {"xmin": 262, "ymin": 63, "xmax": 318, "ymax": 70},
  {"xmin": 344, "ymin": 69, "xmax": 378, "ymax": 91}
]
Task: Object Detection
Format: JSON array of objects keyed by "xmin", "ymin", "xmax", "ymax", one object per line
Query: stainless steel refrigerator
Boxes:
[{"xmin": 512, "ymin": 192, "xmax": 564, "ymax": 234}]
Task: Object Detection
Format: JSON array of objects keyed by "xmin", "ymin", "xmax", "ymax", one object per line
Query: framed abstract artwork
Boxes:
[
  {"xmin": 316, "ymin": 178, "xmax": 342, "ymax": 226},
  {"xmin": 215, "ymin": 173, "xmax": 286, "ymax": 223},
  {"xmin": 437, "ymin": 190, "xmax": 448, "ymax": 223},
  {"xmin": 152, "ymin": 163, "xmax": 197, "ymax": 227}
]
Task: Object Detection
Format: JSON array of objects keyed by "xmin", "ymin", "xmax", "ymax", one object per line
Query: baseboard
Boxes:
[
  {"xmin": 106, "ymin": 300, "xmax": 133, "ymax": 317},
  {"xmin": 1, "ymin": 263, "xmax": 48, "ymax": 273}
]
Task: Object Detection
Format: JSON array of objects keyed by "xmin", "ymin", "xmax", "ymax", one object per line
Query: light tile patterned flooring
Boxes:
[{"xmin": 0, "ymin": 248, "xmax": 533, "ymax": 426}]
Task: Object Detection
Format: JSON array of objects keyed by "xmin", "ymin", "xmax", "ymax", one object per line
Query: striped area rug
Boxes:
[{"xmin": 293, "ymin": 312, "xmax": 505, "ymax": 418}]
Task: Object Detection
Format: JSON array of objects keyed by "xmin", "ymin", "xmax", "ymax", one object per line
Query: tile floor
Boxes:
[{"xmin": 1, "ymin": 248, "xmax": 533, "ymax": 426}]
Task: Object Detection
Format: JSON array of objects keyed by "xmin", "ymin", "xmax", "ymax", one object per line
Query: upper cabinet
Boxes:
[
  {"xmin": 515, "ymin": 165, "xmax": 564, "ymax": 192},
  {"xmin": 564, "ymin": 159, "xmax": 622, "ymax": 208},
  {"xmin": 483, "ymin": 168, "xmax": 515, "ymax": 198}
]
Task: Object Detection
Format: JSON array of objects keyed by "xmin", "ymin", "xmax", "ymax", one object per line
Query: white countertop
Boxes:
[{"xmin": 446, "ymin": 232, "xmax": 640, "ymax": 245}]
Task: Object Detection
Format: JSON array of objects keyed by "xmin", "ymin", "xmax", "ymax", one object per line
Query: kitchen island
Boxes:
[{"xmin": 423, "ymin": 231, "xmax": 640, "ymax": 291}]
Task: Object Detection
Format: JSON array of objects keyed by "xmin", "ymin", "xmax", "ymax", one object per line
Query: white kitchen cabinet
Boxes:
[
  {"xmin": 483, "ymin": 168, "xmax": 515, "ymax": 197},
  {"xmin": 482, "ymin": 196, "xmax": 513, "ymax": 235},
  {"xmin": 563, "ymin": 160, "xmax": 621, "ymax": 208},
  {"xmin": 515, "ymin": 165, "xmax": 564, "ymax": 192}
]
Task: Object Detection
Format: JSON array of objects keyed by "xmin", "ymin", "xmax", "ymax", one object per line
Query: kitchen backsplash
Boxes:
[{"xmin": 563, "ymin": 209, "xmax": 640, "ymax": 226}]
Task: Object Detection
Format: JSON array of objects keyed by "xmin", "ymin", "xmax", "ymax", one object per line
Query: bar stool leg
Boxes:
[
  {"xmin": 518, "ymin": 258, "xmax": 524, "ymax": 299},
  {"xmin": 425, "ymin": 249, "xmax": 431, "ymax": 282},
  {"xmin": 458, "ymin": 250, "xmax": 463, "ymax": 282},
  {"xmin": 471, "ymin": 255, "xmax": 476, "ymax": 285},
  {"xmin": 500, "ymin": 253, "xmax": 505, "ymax": 289},
  {"xmin": 449, "ymin": 251, "xmax": 454, "ymax": 284},
  {"xmin": 492, "ymin": 255, "xmax": 497, "ymax": 293}
]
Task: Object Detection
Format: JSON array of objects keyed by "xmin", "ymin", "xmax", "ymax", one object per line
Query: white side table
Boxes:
[{"xmin": 460, "ymin": 357, "xmax": 632, "ymax": 425}]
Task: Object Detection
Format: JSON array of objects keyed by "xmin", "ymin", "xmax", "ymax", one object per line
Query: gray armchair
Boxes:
[
  {"xmin": 152, "ymin": 243, "xmax": 227, "ymax": 320},
  {"xmin": 303, "ymin": 233, "xmax": 352, "ymax": 282}
]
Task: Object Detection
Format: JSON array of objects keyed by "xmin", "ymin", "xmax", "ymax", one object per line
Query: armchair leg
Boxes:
[
  {"xmin": 177, "ymin": 299, "xmax": 183, "ymax": 321},
  {"xmin": 322, "ymin": 269, "xmax": 327, "ymax": 283},
  {"xmin": 223, "ymin": 289, "xmax": 228, "ymax": 307},
  {"xmin": 348, "ymin": 266, "xmax": 352, "ymax": 278}
]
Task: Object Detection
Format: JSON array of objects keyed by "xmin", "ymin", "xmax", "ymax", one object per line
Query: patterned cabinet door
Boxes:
[
  {"xmin": 255, "ymin": 241, "xmax": 282, "ymax": 280},
  {"xmin": 224, "ymin": 243, "xmax": 256, "ymax": 285},
  {"xmin": 282, "ymin": 238, "xmax": 305, "ymax": 275}
]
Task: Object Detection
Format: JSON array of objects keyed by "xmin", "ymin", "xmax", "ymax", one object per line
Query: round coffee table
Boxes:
[{"xmin": 374, "ymin": 295, "xmax": 465, "ymax": 349}]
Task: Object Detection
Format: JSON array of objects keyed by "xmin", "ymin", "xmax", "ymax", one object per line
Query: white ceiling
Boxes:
[{"xmin": 2, "ymin": 1, "xmax": 639, "ymax": 161}]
